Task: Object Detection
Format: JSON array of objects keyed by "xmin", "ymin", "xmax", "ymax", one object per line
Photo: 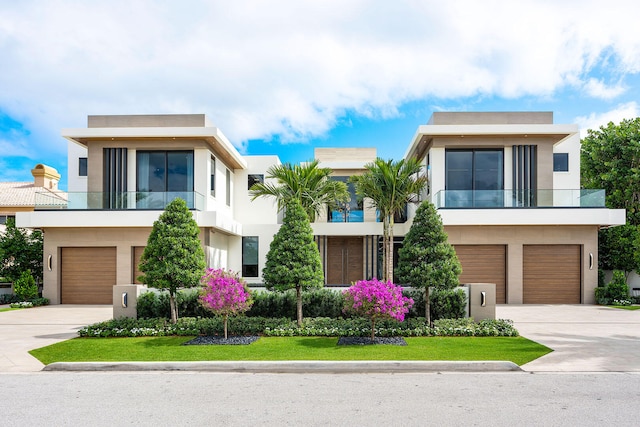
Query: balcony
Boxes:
[
  {"xmin": 35, "ymin": 191, "xmax": 205, "ymax": 211},
  {"xmin": 433, "ymin": 189, "xmax": 606, "ymax": 209}
]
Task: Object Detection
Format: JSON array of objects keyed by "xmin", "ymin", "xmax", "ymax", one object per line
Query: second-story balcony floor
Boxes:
[
  {"xmin": 434, "ymin": 189, "xmax": 606, "ymax": 209},
  {"xmin": 35, "ymin": 191, "xmax": 205, "ymax": 211}
]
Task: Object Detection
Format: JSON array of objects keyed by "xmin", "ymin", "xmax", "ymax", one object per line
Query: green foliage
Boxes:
[
  {"xmin": 581, "ymin": 117, "xmax": 640, "ymax": 225},
  {"xmin": 597, "ymin": 225, "xmax": 640, "ymax": 274},
  {"xmin": 0, "ymin": 218, "xmax": 43, "ymax": 283},
  {"xmin": 429, "ymin": 288, "xmax": 467, "ymax": 321},
  {"xmin": 397, "ymin": 201, "xmax": 462, "ymax": 290},
  {"xmin": 595, "ymin": 270, "xmax": 630, "ymax": 305},
  {"xmin": 0, "ymin": 294, "xmax": 22, "ymax": 304},
  {"xmin": 79, "ymin": 316, "xmax": 519, "ymax": 338},
  {"xmin": 138, "ymin": 287, "xmax": 346, "ymax": 320},
  {"xmin": 263, "ymin": 199, "xmax": 324, "ymax": 326},
  {"xmin": 598, "ymin": 269, "xmax": 606, "ymax": 287},
  {"xmin": 249, "ymin": 159, "xmax": 349, "ymax": 222},
  {"xmin": 137, "ymin": 198, "xmax": 206, "ymax": 323},
  {"xmin": 350, "ymin": 157, "xmax": 427, "ymax": 282},
  {"xmin": 10, "ymin": 297, "xmax": 49, "ymax": 308},
  {"xmin": 13, "ymin": 270, "xmax": 38, "ymax": 300}
]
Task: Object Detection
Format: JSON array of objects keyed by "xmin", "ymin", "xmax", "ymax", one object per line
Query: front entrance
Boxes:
[{"xmin": 326, "ymin": 237, "xmax": 363, "ymax": 285}]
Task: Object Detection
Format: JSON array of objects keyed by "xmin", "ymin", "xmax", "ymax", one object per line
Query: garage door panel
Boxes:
[
  {"xmin": 523, "ymin": 245, "xmax": 581, "ymax": 304},
  {"xmin": 61, "ymin": 247, "xmax": 116, "ymax": 304},
  {"xmin": 454, "ymin": 245, "xmax": 506, "ymax": 304}
]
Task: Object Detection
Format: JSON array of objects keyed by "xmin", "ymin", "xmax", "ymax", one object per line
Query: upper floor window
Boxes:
[
  {"xmin": 78, "ymin": 157, "xmax": 88, "ymax": 177},
  {"xmin": 328, "ymin": 176, "xmax": 363, "ymax": 223},
  {"xmin": 137, "ymin": 151, "xmax": 194, "ymax": 209},
  {"xmin": 553, "ymin": 153, "xmax": 569, "ymax": 172},
  {"xmin": 445, "ymin": 149, "xmax": 504, "ymax": 207},
  {"xmin": 0, "ymin": 215, "xmax": 15, "ymax": 225},
  {"xmin": 226, "ymin": 169, "xmax": 231, "ymax": 206},
  {"xmin": 210, "ymin": 156, "xmax": 216, "ymax": 197},
  {"xmin": 248, "ymin": 174, "xmax": 264, "ymax": 190}
]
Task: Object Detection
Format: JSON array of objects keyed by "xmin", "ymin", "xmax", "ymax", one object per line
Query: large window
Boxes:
[
  {"xmin": 137, "ymin": 151, "xmax": 194, "ymax": 208},
  {"xmin": 445, "ymin": 149, "xmax": 503, "ymax": 207},
  {"xmin": 327, "ymin": 176, "xmax": 363, "ymax": 222},
  {"xmin": 242, "ymin": 236, "xmax": 259, "ymax": 277}
]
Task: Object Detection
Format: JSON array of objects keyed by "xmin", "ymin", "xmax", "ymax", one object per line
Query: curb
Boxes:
[{"xmin": 42, "ymin": 360, "xmax": 522, "ymax": 373}]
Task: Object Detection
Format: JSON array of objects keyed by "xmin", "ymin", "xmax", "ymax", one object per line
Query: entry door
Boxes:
[{"xmin": 327, "ymin": 237, "xmax": 363, "ymax": 285}]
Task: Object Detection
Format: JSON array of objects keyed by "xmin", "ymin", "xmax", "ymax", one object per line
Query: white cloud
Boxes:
[
  {"xmin": 575, "ymin": 102, "xmax": 640, "ymax": 138},
  {"xmin": 583, "ymin": 78, "xmax": 626, "ymax": 100},
  {"xmin": 1, "ymin": 0, "xmax": 640, "ymax": 155}
]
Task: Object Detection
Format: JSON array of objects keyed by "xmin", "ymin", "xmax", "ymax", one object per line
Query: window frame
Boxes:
[
  {"xmin": 242, "ymin": 236, "xmax": 259, "ymax": 277},
  {"xmin": 553, "ymin": 153, "xmax": 569, "ymax": 172},
  {"xmin": 78, "ymin": 157, "xmax": 88, "ymax": 177}
]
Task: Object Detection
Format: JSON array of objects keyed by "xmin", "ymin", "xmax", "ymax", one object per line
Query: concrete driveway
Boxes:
[
  {"xmin": 497, "ymin": 304, "xmax": 640, "ymax": 372},
  {"xmin": 0, "ymin": 305, "xmax": 112, "ymax": 372},
  {"xmin": 1, "ymin": 304, "xmax": 639, "ymax": 372}
]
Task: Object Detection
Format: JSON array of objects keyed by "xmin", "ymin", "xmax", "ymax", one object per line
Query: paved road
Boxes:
[{"xmin": 1, "ymin": 371, "xmax": 639, "ymax": 426}]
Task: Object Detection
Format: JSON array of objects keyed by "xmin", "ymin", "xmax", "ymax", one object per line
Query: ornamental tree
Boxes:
[
  {"xmin": 199, "ymin": 269, "xmax": 253, "ymax": 339},
  {"xmin": 262, "ymin": 198, "xmax": 324, "ymax": 327},
  {"xmin": 138, "ymin": 198, "xmax": 206, "ymax": 324},
  {"xmin": 396, "ymin": 201, "xmax": 462, "ymax": 325},
  {"xmin": 343, "ymin": 279, "xmax": 414, "ymax": 341},
  {"xmin": 0, "ymin": 217, "xmax": 43, "ymax": 284}
]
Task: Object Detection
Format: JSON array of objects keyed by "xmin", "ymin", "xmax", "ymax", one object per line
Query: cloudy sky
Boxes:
[{"xmin": 1, "ymin": 0, "xmax": 640, "ymax": 189}]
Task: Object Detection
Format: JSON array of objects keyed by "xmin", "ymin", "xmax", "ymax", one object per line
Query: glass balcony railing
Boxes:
[
  {"xmin": 433, "ymin": 189, "xmax": 606, "ymax": 209},
  {"xmin": 35, "ymin": 191, "xmax": 205, "ymax": 211}
]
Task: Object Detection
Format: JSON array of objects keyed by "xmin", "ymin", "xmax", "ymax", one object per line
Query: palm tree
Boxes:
[
  {"xmin": 249, "ymin": 159, "xmax": 349, "ymax": 222},
  {"xmin": 350, "ymin": 158, "xmax": 428, "ymax": 283}
]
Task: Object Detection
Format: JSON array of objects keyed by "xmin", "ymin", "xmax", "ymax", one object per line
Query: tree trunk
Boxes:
[
  {"xmin": 224, "ymin": 314, "xmax": 228, "ymax": 339},
  {"xmin": 425, "ymin": 287, "xmax": 431, "ymax": 326},
  {"xmin": 387, "ymin": 215, "xmax": 395, "ymax": 283},
  {"xmin": 169, "ymin": 293, "xmax": 178, "ymax": 324},
  {"xmin": 296, "ymin": 286, "xmax": 303, "ymax": 328},
  {"xmin": 382, "ymin": 215, "xmax": 391, "ymax": 282},
  {"xmin": 371, "ymin": 317, "xmax": 376, "ymax": 342}
]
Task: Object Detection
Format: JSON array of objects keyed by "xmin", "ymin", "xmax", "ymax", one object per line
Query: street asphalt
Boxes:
[{"xmin": 0, "ymin": 303, "xmax": 639, "ymax": 373}]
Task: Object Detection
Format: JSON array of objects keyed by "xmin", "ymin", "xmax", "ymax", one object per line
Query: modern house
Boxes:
[{"xmin": 15, "ymin": 112, "xmax": 625, "ymax": 305}]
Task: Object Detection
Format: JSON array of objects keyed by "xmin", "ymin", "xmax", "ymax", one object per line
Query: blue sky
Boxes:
[{"xmin": 1, "ymin": 1, "xmax": 640, "ymax": 190}]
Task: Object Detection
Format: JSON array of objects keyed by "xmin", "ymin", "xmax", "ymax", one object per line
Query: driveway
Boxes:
[
  {"xmin": 1, "ymin": 304, "xmax": 639, "ymax": 372},
  {"xmin": 0, "ymin": 305, "xmax": 112, "ymax": 372},
  {"xmin": 497, "ymin": 304, "xmax": 640, "ymax": 372}
]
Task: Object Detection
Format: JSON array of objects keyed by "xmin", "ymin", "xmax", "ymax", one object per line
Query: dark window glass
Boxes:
[
  {"xmin": 210, "ymin": 156, "xmax": 216, "ymax": 197},
  {"xmin": 248, "ymin": 174, "xmax": 264, "ymax": 190},
  {"xmin": 445, "ymin": 149, "xmax": 504, "ymax": 207},
  {"xmin": 136, "ymin": 151, "xmax": 194, "ymax": 208},
  {"xmin": 226, "ymin": 169, "xmax": 231, "ymax": 206},
  {"xmin": 242, "ymin": 236, "xmax": 259, "ymax": 277},
  {"xmin": 78, "ymin": 157, "xmax": 88, "ymax": 177},
  {"xmin": 553, "ymin": 153, "xmax": 569, "ymax": 172},
  {"xmin": 327, "ymin": 176, "xmax": 364, "ymax": 223},
  {"xmin": 445, "ymin": 151, "xmax": 473, "ymax": 190}
]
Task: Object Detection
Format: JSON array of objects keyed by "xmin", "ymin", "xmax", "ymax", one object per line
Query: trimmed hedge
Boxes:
[
  {"xmin": 78, "ymin": 316, "xmax": 518, "ymax": 338},
  {"xmin": 137, "ymin": 287, "xmax": 466, "ymax": 321}
]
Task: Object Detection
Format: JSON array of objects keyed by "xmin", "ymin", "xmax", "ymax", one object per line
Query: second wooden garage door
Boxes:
[
  {"xmin": 61, "ymin": 247, "xmax": 116, "ymax": 304},
  {"xmin": 454, "ymin": 245, "xmax": 506, "ymax": 304},
  {"xmin": 523, "ymin": 245, "xmax": 581, "ymax": 304}
]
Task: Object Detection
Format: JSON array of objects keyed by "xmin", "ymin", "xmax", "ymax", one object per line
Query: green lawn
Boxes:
[
  {"xmin": 0, "ymin": 307, "xmax": 22, "ymax": 313},
  {"xmin": 609, "ymin": 305, "xmax": 640, "ymax": 310},
  {"xmin": 29, "ymin": 336, "xmax": 551, "ymax": 366}
]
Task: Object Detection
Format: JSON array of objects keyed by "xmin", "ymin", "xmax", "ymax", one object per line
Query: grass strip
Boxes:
[
  {"xmin": 29, "ymin": 336, "xmax": 550, "ymax": 366},
  {"xmin": 609, "ymin": 305, "xmax": 640, "ymax": 310}
]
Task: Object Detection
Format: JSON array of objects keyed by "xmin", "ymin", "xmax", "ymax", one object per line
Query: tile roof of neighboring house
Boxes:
[{"xmin": 0, "ymin": 181, "xmax": 65, "ymax": 207}]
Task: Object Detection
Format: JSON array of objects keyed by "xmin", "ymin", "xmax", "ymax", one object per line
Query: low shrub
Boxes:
[
  {"xmin": 430, "ymin": 288, "xmax": 467, "ymax": 321},
  {"xmin": 595, "ymin": 270, "xmax": 630, "ymax": 305},
  {"xmin": 0, "ymin": 294, "xmax": 22, "ymax": 304},
  {"xmin": 9, "ymin": 297, "xmax": 48, "ymax": 309},
  {"xmin": 14, "ymin": 270, "xmax": 38, "ymax": 301},
  {"xmin": 79, "ymin": 316, "xmax": 518, "ymax": 338}
]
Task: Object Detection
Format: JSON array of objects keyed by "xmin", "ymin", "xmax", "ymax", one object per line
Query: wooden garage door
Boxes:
[
  {"xmin": 523, "ymin": 245, "xmax": 581, "ymax": 304},
  {"xmin": 61, "ymin": 247, "xmax": 116, "ymax": 304},
  {"xmin": 454, "ymin": 245, "xmax": 506, "ymax": 304},
  {"xmin": 133, "ymin": 246, "xmax": 145, "ymax": 284}
]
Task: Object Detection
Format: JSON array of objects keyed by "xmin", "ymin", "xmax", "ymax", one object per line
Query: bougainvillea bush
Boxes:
[
  {"xmin": 199, "ymin": 269, "xmax": 254, "ymax": 339},
  {"xmin": 343, "ymin": 279, "xmax": 414, "ymax": 341}
]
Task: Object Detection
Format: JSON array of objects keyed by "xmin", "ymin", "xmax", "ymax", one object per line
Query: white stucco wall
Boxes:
[{"xmin": 67, "ymin": 141, "xmax": 88, "ymax": 192}]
